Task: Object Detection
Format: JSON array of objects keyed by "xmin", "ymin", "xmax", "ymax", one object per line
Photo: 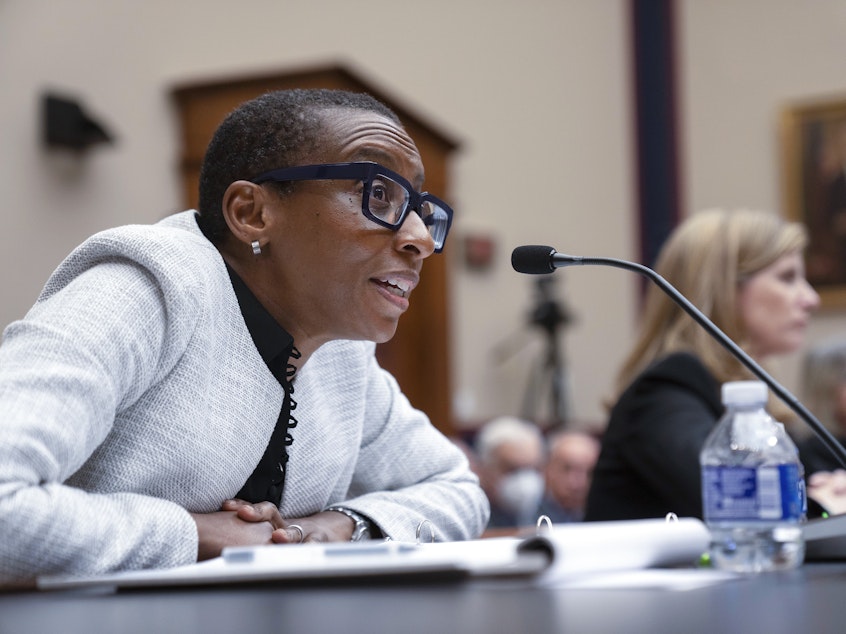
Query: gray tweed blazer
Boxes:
[{"xmin": 0, "ymin": 211, "xmax": 488, "ymax": 583}]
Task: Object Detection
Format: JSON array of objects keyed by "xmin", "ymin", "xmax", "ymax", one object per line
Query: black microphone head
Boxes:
[{"xmin": 511, "ymin": 245, "xmax": 556, "ymax": 274}]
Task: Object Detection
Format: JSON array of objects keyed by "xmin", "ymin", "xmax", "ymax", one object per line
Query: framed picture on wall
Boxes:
[{"xmin": 782, "ymin": 95, "xmax": 846, "ymax": 308}]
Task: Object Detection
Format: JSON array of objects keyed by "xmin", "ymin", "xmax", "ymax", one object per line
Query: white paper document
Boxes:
[{"xmin": 37, "ymin": 517, "xmax": 719, "ymax": 592}]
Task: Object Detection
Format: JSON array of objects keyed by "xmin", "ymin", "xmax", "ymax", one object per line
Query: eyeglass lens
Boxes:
[
  {"xmin": 368, "ymin": 176, "xmax": 409, "ymax": 225},
  {"xmin": 368, "ymin": 174, "xmax": 450, "ymax": 248}
]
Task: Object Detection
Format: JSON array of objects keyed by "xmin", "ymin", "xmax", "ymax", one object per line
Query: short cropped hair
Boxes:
[
  {"xmin": 197, "ymin": 88, "xmax": 400, "ymax": 244},
  {"xmin": 475, "ymin": 416, "xmax": 545, "ymax": 466}
]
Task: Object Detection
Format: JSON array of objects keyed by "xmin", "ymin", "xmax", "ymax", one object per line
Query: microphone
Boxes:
[
  {"xmin": 512, "ymin": 244, "xmax": 583, "ymax": 274},
  {"xmin": 511, "ymin": 244, "xmax": 846, "ymax": 469}
]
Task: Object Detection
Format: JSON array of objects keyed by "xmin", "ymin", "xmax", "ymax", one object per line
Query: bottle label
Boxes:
[{"xmin": 701, "ymin": 464, "xmax": 802, "ymax": 522}]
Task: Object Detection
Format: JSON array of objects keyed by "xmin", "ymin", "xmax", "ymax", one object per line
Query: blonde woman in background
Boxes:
[{"xmin": 585, "ymin": 209, "xmax": 819, "ymax": 521}]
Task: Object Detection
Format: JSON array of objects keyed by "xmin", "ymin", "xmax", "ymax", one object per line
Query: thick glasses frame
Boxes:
[{"xmin": 250, "ymin": 161, "xmax": 454, "ymax": 252}]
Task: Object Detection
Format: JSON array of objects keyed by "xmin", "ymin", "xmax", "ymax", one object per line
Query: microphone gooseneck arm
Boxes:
[{"xmin": 512, "ymin": 245, "xmax": 846, "ymax": 469}]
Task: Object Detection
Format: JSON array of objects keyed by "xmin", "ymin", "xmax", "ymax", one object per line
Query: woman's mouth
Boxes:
[{"xmin": 376, "ymin": 277, "xmax": 410, "ymax": 298}]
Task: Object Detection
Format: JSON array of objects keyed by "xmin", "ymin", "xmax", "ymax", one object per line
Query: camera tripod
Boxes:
[{"xmin": 519, "ymin": 276, "xmax": 573, "ymax": 429}]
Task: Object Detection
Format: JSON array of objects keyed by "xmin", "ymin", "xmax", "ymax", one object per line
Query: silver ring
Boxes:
[{"xmin": 288, "ymin": 524, "xmax": 304, "ymax": 543}]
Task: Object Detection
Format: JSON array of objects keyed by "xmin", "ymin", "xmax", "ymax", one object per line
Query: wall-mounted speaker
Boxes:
[{"xmin": 42, "ymin": 92, "xmax": 114, "ymax": 151}]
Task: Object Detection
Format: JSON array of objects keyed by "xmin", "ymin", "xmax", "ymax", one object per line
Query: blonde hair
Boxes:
[{"xmin": 614, "ymin": 209, "xmax": 808, "ymax": 399}]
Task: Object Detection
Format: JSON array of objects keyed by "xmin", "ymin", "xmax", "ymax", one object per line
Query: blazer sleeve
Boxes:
[
  {"xmin": 0, "ymin": 258, "xmax": 199, "ymax": 584},
  {"xmin": 334, "ymin": 353, "xmax": 490, "ymax": 542}
]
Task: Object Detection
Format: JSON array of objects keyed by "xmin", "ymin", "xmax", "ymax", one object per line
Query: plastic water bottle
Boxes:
[
  {"xmin": 700, "ymin": 380, "xmax": 805, "ymax": 572},
  {"xmin": 774, "ymin": 420, "xmax": 807, "ymax": 523}
]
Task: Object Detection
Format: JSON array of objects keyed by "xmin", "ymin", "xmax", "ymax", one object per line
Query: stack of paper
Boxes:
[{"xmin": 37, "ymin": 517, "xmax": 713, "ymax": 591}]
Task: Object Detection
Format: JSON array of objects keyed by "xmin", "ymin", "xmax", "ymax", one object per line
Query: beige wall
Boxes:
[
  {"xmin": 680, "ymin": 0, "xmax": 846, "ymax": 402},
  {"xmin": 1, "ymin": 0, "xmax": 844, "ymax": 431}
]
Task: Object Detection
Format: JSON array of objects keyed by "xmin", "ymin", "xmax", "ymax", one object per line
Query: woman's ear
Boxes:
[{"xmin": 221, "ymin": 180, "xmax": 269, "ymax": 250}]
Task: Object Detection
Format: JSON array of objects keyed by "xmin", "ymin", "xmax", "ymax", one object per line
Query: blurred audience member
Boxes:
[
  {"xmin": 537, "ymin": 431, "xmax": 600, "ymax": 523},
  {"xmin": 795, "ymin": 341, "xmax": 846, "ymax": 474},
  {"xmin": 794, "ymin": 341, "xmax": 846, "ymax": 516},
  {"xmin": 475, "ymin": 416, "xmax": 545, "ymax": 528}
]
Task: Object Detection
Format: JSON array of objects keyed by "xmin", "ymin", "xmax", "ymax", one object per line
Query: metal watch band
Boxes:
[{"xmin": 326, "ymin": 506, "xmax": 372, "ymax": 542}]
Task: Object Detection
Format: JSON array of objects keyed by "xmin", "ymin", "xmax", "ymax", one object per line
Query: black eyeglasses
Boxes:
[{"xmin": 250, "ymin": 162, "xmax": 454, "ymax": 253}]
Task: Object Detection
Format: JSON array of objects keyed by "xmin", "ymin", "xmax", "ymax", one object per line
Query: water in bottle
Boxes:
[{"xmin": 700, "ymin": 380, "xmax": 805, "ymax": 573}]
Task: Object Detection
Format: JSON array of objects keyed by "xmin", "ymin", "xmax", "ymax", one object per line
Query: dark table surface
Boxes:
[{"xmin": 2, "ymin": 562, "xmax": 846, "ymax": 634}]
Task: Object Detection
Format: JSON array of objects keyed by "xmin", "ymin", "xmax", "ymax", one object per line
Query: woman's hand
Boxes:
[
  {"xmin": 808, "ymin": 469, "xmax": 846, "ymax": 515},
  {"xmin": 189, "ymin": 510, "xmax": 275, "ymax": 561},
  {"xmin": 220, "ymin": 499, "xmax": 356, "ymax": 544}
]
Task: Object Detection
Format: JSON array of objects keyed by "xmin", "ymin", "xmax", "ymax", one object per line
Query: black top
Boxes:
[
  {"xmin": 226, "ymin": 263, "xmax": 294, "ymax": 380},
  {"xmin": 584, "ymin": 352, "xmax": 722, "ymax": 521},
  {"xmin": 226, "ymin": 263, "xmax": 299, "ymax": 506},
  {"xmin": 797, "ymin": 433, "xmax": 846, "ymax": 476}
]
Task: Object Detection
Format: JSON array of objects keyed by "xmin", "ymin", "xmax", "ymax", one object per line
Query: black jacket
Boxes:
[{"xmin": 585, "ymin": 352, "xmax": 722, "ymax": 521}]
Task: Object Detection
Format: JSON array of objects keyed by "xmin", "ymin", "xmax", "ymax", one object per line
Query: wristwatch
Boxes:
[{"xmin": 326, "ymin": 506, "xmax": 373, "ymax": 542}]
